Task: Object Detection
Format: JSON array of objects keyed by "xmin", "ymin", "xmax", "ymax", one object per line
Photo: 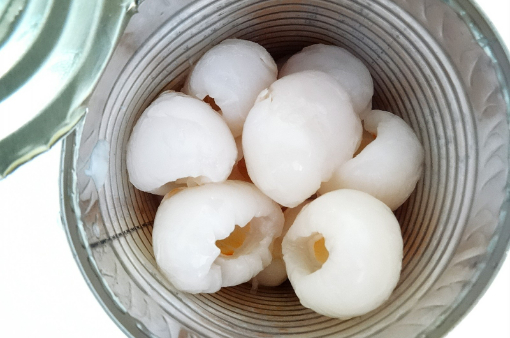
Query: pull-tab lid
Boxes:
[{"xmin": 0, "ymin": 0, "xmax": 136, "ymax": 179}]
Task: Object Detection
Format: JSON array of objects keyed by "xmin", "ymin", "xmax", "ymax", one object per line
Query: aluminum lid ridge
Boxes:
[{"xmin": 0, "ymin": 0, "xmax": 137, "ymax": 179}]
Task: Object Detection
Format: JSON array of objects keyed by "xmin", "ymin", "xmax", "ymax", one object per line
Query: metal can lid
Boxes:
[{"xmin": 0, "ymin": 0, "xmax": 136, "ymax": 179}]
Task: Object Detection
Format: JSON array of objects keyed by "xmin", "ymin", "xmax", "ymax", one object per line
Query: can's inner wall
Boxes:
[{"xmin": 75, "ymin": 0, "xmax": 506, "ymax": 337}]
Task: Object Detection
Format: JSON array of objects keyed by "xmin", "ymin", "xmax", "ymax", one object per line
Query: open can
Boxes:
[{"xmin": 2, "ymin": 0, "xmax": 510, "ymax": 337}]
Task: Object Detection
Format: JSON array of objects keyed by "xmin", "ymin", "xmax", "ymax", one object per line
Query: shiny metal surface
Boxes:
[
  {"xmin": 61, "ymin": 0, "xmax": 510, "ymax": 337},
  {"xmin": 0, "ymin": 0, "xmax": 136, "ymax": 179}
]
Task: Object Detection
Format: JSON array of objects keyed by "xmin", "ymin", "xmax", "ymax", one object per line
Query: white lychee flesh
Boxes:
[
  {"xmin": 126, "ymin": 91, "xmax": 237, "ymax": 195},
  {"xmin": 152, "ymin": 181, "xmax": 284, "ymax": 293},
  {"xmin": 243, "ymin": 70, "xmax": 362, "ymax": 207},
  {"xmin": 183, "ymin": 39, "xmax": 277, "ymax": 137},
  {"xmin": 254, "ymin": 201, "xmax": 311, "ymax": 287},
  {"xmin": 319, "ymin": 110, "xmax": 425, "ymax": 210},
  {"xmin": 279, "ymin": 44, "xmax": 373, "ymax": 116},
  {"xmin": 282, "ymin": 189, "xmax": 403, "ymax": 319}
]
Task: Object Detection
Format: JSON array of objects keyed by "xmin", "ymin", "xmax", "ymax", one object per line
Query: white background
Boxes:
[{"xmin": 0, "ymin": 1, "xmax": 509, "ymax": 337}]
